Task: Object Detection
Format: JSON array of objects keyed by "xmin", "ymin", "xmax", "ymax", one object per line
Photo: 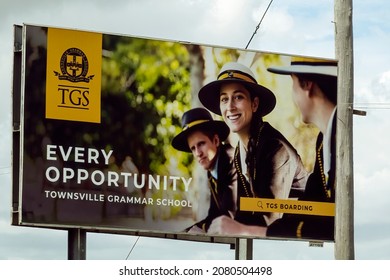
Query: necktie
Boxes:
[{"xmin": 208, "ymin": 175, "xmax": 220, "ymax": 210}]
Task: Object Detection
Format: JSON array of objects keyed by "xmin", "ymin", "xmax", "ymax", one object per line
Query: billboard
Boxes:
[{"xmin": 12, "ymin": 24, "xmax": 337, "ymax": 242}]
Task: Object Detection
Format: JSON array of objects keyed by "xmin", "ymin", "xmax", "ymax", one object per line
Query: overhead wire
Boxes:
[
  {"xmin": 352, "ymin": 103, "xmax": 390, "ymax": 110},
  {"xmin": 245, "ymin": 0, "xmax": 274, "ymax": 49},
  {"xmin": 125, "ymin": 236, "xmax": 140, "ymax": 260}
]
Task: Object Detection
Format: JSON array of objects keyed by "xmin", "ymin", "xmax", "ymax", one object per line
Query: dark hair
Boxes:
[
  {"xmin": 245, "ymin": 86, "xmax": 264, "ymax": 180},
  {"xmin": 296, "ymin": 73, "xmax": 337, "ymax": 105}
]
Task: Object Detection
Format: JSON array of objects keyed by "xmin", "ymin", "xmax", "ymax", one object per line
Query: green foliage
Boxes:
[{"xmin": 100, "ymin": 35, "xmax": 192, "ymax": 175}]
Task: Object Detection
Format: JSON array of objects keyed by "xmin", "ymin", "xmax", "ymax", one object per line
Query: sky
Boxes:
[{"xmin": 0, "ymin": 0, "xmax": 390, "ymax": 260}]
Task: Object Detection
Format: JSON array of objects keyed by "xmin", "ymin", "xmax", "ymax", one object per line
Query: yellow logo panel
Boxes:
[
  {"xmin": 240, "ymin": 197, "xmax": 335, "ymax": 217},
  {"xmin": 46, "ymin": 28, "xmax": 102, "ymax": 123}
]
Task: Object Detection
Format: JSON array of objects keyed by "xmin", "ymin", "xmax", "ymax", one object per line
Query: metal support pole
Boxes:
[
  {"xmin": 68, "ymin": 229, "xmax": 87, "ymax": 260},
  {"xmin": 235, "ymin": 238, "xmax": 253, "ymax": 260}
]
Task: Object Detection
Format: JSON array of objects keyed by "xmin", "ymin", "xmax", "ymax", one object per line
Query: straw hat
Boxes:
[
  {"xmin": 198, "ymin": 62, "xmax": 276, "ymax": 116},
  {"xmin": 267, "ymin": 58, "xmax": 338, "ymax": 76}
]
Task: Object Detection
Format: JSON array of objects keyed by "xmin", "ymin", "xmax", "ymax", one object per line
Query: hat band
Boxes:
[
  {"xmin": 218, "ymin": 71, "xmax": 257, "ymax": 84},
  {"xmin": 183, "ymin": 119, "xmax": 209, "ymax": 131},
  {"xmin": 291, "ymin": 61, "xmax": 337, "ymax": 67}
]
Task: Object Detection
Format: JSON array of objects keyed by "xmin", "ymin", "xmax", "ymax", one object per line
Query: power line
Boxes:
[
  {"xmin": 125, "ymin": 236, "xmax": 140, "ymax": 260},
  {"xmin": 245, "ymin": 0, "xmax": 274, "ymax": 49},
  {"xmin": 353, "ymin": 102, "xmax": 390, "ymax": 109}
]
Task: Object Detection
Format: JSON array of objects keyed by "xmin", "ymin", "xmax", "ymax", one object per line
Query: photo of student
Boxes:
[
  {"xmin": 264, "ymin": 59, "xmax": 337, "ymax": 240},
  {"xmin": 172, "ymin": 107, "xmax": 237, "ymax": 233},
  {"xmin": 198, "ymin": 62, "xmax": 308, "ymax": 236}
]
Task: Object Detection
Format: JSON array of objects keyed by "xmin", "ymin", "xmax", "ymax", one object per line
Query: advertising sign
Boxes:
[{"xmin": 13, "ymin": 24, "xmax": 337, "ymax": 242}]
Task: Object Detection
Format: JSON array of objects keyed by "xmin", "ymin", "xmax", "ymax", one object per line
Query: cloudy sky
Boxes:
[{"xmin": 1, "ymin": 0, "xmax": 390, "ymax": 260}]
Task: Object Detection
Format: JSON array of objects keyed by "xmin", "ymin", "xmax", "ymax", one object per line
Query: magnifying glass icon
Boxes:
[{"xmin": 257, "ymin": 201, "xmax": 264, "ymax": 209}]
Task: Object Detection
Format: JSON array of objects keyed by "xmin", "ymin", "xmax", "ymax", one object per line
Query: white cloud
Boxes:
[
  {"xmin": 244, "ymin": 0, "xmax": 335, "ymax": 57},
  {"xmin": 355, "ymin": 168, "xmax": 390, "ymax": 224}
]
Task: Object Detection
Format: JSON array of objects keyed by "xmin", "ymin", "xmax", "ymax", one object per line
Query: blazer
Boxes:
[
  {"xmin": 234, "ymin": 122, "xmax": 308, "ymax": 227},
  {"xmin": 192, "ymin": 143, "xmax": 237, "ymax": 232},
  {"xmin": 267, "ymin": 114, "xmax": 336, "ymax": 240}
]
